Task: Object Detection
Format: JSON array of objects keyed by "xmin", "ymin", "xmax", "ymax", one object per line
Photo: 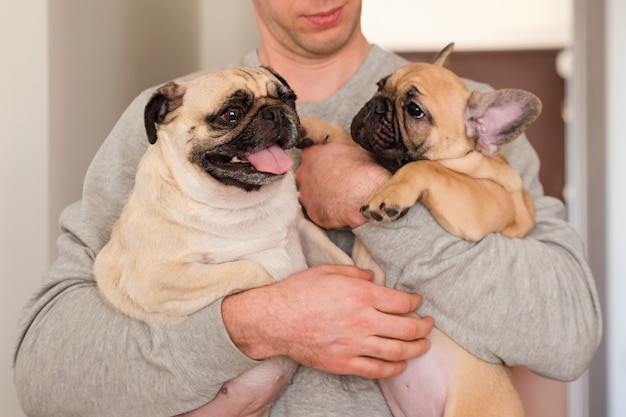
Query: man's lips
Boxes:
[{"xmin": 305, "ymin": 7, "xmax": 343, "ymax": 28}]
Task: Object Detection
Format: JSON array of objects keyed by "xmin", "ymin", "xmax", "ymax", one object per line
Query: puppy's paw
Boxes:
[
  {"xmin": 299, "ymin": 116, "xmax": 355, "ymax": 147},
  {"xmin": 297, "ymin": 125, "xmax": 330, "ymax": 149},
  {"xmin": 296, "ymin": 136, "xmax": 317, "ymax": 149},
  {"xmin": 360, "ymin": 187, "xmax": 416, "ymax": 223},
  {"xmin": 360, "ymin": 202, "xmax": 409, "ymax": 223}
]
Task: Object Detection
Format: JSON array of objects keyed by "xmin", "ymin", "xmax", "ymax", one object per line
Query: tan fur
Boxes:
[{"xmin": 300, "ymin": 44, "xmax": 539, "ymax": 416}]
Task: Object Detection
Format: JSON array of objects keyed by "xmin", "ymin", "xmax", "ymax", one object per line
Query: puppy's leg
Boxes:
[
  {"xmin": 361, "ymin": 160, "xmax": 516, "ymax": 241},
  {"xmin": 178, "ymin": 356, "xmax": 298, "ymax": 417},
  {"xmin": 380, "ymin": 328, "xmax": 524, "ymax": 417},
  {"xmin": 297, "ymin": 214, "xmax": 354, "ymax": 266},
  {"xmin": 502, "ymin": 188, "xmax": 535, "ymax": 238},
  {"xmin": 443, "ymin": 343, "xmax": 525, "ymax": 417},
  {"xmin": 352, "ymin": 238, "xmax": 386, "ymax": 286},
  {"xmin": 439, "ymin": 153, "xmax": 535, "ymax": 238}
]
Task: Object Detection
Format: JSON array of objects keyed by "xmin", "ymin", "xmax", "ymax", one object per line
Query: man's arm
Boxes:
[
  {"xmin": 296, "ymin": 136, "xmax": 602, "ymax": 381},
  {"xmin": 13, "ymin": 91, "xmax": 255, "ymax": 416},
  {"xmin": 222, "ymin": 264, "xmax": 433, "ymax": 379}
]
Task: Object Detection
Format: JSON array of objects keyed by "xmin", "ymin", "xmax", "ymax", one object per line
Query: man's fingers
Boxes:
[
  {"xmin": 372, "ymin": 285, "xmax": 424, "ymax": 315},
  {"xmin": 375, "ymin": 314, "xmax": 434, "ymax": 342},
  {"xmin": 310, "ymin": 264, "xmax": 375, "ymax": 282},
  {"xmin": 321, "ymin": 264, "xmax": 426, "ymax": 315},
  {"xmin": 346, "ymin": 356, "xmax": 408, "ymax": 379},
  {"xmin": 362, "ymin": 332, "xmax": 432, "ymax": 361},
  {"xmin": 345, "ymin": 337, "xmax": 431, "ymax": 379}
]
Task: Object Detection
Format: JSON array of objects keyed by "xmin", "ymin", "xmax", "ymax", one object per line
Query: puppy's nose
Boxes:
[{"xmin": 373, "ymin": 97, "xmax": 392, "ymax": 114}]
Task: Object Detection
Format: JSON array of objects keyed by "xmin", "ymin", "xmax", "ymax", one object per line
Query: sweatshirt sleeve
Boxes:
[
  {"xmin": 352, "ymin": 133, "xmax": 602, "ymax": 382},
  {"xmin": 13, "ymin": 91, "xmax": 259, "ymax": 417}
]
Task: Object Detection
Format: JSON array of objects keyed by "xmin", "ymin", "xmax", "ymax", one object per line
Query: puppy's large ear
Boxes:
[
  {"xmin": 465, "ymin": 89, "xmax": 542, "ymax": 156},
  {"xmin": 144, "ymin": 81, "xmax": 186, "ymax": 144},
  {"xmin": 432, "ymin": 42, "xmax": 455, "ymax": 67}
]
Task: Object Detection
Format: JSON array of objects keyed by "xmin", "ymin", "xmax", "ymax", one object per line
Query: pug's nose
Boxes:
[{"xmin": 261, "ymin": 106, "xmax": 285, "ymax": 121}]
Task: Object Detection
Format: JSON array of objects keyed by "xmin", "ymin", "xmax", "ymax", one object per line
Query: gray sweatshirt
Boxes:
[{"xmin": 14, "ymin": 46, "xmax": 601, "ymax": 417}]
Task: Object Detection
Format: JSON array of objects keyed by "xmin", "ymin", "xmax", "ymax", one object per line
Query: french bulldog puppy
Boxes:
[
  {"xmin": 94, "ymin": 67, "xmax": 353, "ymax": 417},
  {"xmin": 301, "ymin": 43, "xmax": 541, "ymax": 417}
]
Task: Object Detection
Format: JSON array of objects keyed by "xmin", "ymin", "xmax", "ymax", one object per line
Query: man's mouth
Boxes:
[{"xmin": 305, "ymin": 7, "xmax": 343, "ymax": 28}]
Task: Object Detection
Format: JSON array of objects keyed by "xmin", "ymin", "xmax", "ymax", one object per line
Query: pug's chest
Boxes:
[
  {"xmin": 245, "ymin": 241, "xmax": 308, "ymax": 281},
  {"xmin": 198, "ymin": 220, "xmax": 308, "ymax": 282}
]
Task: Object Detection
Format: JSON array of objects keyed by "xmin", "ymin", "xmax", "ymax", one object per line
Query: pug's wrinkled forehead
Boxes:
[
  {"xmin": 195, "ymin": 66, "xmax": 296, "ymax": 106},
  {"xmin": 144, "ymin": 67, "xmax": 298, "ymax": 146}
]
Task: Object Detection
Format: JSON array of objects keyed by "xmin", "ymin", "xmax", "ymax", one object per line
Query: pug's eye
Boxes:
[
  {"xmin": 407, "ymin": 102, "xmax": 425, "ymax": 119},
  {"xmin": 220, "ymin": 107, "xmax": 244, "ymax": 124},
  {"xmin": 285, "ymin": 98, "xmax": 296, "ymax": 109}
]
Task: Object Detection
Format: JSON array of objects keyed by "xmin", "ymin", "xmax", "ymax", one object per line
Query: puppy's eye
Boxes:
[
  {"xmin": 285, "ymin": 98, "xmax": 296, "ymax": 109},
  {"xmin": 407, "ymin": 102, "xmax": 425, "ymax": 119},
  {"xmin": 220, "ymin": 107, "xmax": 244, "ymax": 124}
]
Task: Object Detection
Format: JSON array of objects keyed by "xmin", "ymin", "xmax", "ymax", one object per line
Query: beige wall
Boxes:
[
  {"xmin": 48, "ymin": 0, "xmax": 200, "ymax": 260},
  {"xmin": 0, "ymin": 1, "xmax": 49, "ymax": 416},
  {"xmin": 606, "ymin": 0, "xmax": 626, "ymax": 414},
  {"xmin": 361, "ymin": 0, "xmax": 571, "ymax": 51}
]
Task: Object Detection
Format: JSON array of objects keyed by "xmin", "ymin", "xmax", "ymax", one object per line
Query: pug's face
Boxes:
[{"xmin": 144, "ymin": 67, "xmax": 300, "ymax": 191}]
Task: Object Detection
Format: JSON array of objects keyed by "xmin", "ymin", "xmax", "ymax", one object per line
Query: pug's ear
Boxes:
[
  {"xmin": 261, "ymin": 66, "xmax": 292, "ymax": 89},
  {"xmin": 144, "ymin": 81, "xmax": 186, "ymax": 144},
  {"xmin": 432, "ymin": 42, "xmax": 455, "ymax": 67},
  {"xmin": 465, "ymin": 89, "xmax": 542, "ymax": 156}
]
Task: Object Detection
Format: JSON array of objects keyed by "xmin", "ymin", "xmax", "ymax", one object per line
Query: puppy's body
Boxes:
[
  {"xmin": 302, "ymin": 44, "xmax": 540, "ymax": 417},
  {"xmin": 94, "ymin": 67, "xmax": 352, "ymax": 417}
]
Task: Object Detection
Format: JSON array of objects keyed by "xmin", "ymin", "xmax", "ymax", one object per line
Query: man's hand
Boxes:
[
  {"xmin": 295, "ymin": 143, "xmax": 391, "ymax": 229},
  {"xmin": 222, "ymin": 264, "xmax": 433, "ymax": 379}
]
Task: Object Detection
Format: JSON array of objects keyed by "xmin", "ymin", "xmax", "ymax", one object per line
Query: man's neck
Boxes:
[{"xmin": 257, "ymin": 36, "xmax": 371, "ymax": 103}]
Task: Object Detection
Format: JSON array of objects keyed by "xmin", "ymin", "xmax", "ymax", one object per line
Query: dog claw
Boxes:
[
  {"xmin": 361, "ymin": 205, "xmax": 382, "ymax": 222},
  {"xmin": 384, "ymin": 207, "xmax": 399, "ymax": 218}
]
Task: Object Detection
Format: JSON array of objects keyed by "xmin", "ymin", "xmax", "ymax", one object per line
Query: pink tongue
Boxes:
[{"xmin": 245, "ymin": 145, "xmax": 294, "ymax": 174}]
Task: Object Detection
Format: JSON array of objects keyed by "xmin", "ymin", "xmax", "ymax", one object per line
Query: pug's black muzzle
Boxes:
[
  {"xmin": 350, "ymin": 96, "xmax": 411, "ymax": 173},
  {"xmin": 194, "ymin": 104, "xmax": 300, "ymax": 192}
]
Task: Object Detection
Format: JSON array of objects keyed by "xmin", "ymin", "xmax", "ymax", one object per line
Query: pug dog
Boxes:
[
  {"xmin": 300, "ymin": 44, "xmax": 541, "ymax": 416},
  {"xmin": 93, "ymin": 67, "xmax": 353, "ymax": 417}
]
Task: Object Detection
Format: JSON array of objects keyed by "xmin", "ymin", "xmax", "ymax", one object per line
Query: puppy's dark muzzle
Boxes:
[{"xmin": 351, "ymin": 96, "xmax": 410, "ymax": 173}]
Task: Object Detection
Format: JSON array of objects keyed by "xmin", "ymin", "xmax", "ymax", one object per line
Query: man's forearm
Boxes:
[
  {"xmin": 354, "ymin": 191, "xmax": 601, "ymax": 381},
  {"xmin": 14, "ymin": 284, "xmax": 247, "ymax": 416},
  {"xmin": 222, "ymin": 264, "xmax": 434, "ymax": 379},
  {"xmin": 14, "ymin": 206, "xmax": 255, "ymax": 416}
]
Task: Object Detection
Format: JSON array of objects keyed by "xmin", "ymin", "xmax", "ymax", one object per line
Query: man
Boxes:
[{"xmin": 14, "ymin": 1, "xmax": 601, "ymax": 416}]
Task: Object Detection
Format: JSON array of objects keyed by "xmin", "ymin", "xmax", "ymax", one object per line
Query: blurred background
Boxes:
[{"xmin": 1, "ymin": 1, "xmax": 622, "ymax": 416}]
